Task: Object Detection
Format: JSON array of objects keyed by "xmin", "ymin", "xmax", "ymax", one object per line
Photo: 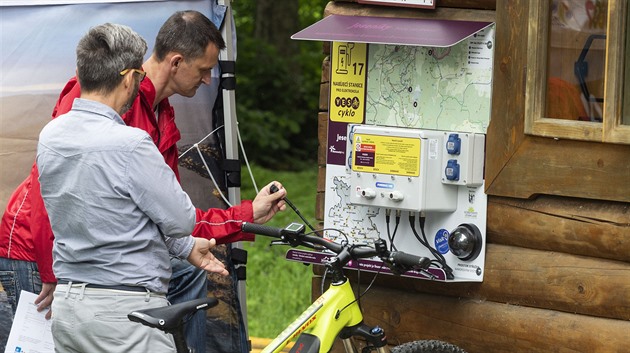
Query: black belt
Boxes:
[{"xmin": 57, "ymin": 279, "xmax": 148, "ymax": 293}]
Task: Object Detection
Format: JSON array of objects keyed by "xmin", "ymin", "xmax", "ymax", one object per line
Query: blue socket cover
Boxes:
[
  {"xmin": 445, "ymin": 159, "xmax": 460, "ymax": 181},
  {"xmin": 446, "ymin": 133, "xmax": 461, "ymax": 155}
]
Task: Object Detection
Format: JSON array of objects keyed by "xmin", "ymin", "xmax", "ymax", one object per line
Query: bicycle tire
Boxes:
[{"xmin": 391, "ymin": 340, "xmax": 468, "ymax": 353}]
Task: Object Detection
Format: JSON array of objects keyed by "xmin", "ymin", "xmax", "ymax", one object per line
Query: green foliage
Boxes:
[
  {"xmin": 241, "ymin": 163, "xmax": 318, "ymax": 338},
  {"xmin": 231, "ymin": 0, "xmax": 326, "ymax": 334},
  {"xmin": 232, "ymin": 0, "xmax": 325, "ymax": 170}
]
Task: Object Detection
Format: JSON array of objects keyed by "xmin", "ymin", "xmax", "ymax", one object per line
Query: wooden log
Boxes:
[
  {"xmin": 483, "ymin": 0, "xmax": 528, "ymax": 193},
  {"xmin": 319, "ymin": 57, "xmax": 330, "ymax": 111},
  {"xmin": 439, "ymin": 0, "xmax": 496, "ymax": 9},
  {"xmin": 316, "ymin": 165, "xmax": 327, "ymax": 221},
  {"xmin": 315, "ymin": 191, "xmax": 326, "ymax": 222},
  {"xmin": 487, "ymin": 137, "xmax": 630, "ymax": 203},
  {"xmin": 317, "ymin": 112, "xmax": 328, "ymax": 166},
  {"xmin": 353, "ymin": 287, "xmax": 630, "ymax": 353},
  {"xmin": 331, "ymin": 0, "xmax": 496, "ymax": 10},
  {"xmin": 319, "ymin": 82, "xmax": 330, "ymax": 112},
  {"xmin": 325, "ymin": 1, "xmax": 496, "ymax": 22},
  {"xmin": 321, "ymin": 56, "xmax": 330, "ymax": 85},
  {"xmin": 313, "ymin": 275, "xmax": 630, "ymax": 353},
  {"xmin": 487, "ymin": 195, "xmax": 630, "ymax": 263},
  {"xmin": 317, "ymin": 243, "xmax": 630, "ymax": 321}
]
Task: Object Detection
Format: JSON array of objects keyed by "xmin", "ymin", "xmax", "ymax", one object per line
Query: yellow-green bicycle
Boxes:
[
  {"xmin": 129, "ymin": 221, "xmax": 468, "ymax": 353},
  {"xmin": 240, "ymin": 222, "xmax": 467, "ymax": 353}
]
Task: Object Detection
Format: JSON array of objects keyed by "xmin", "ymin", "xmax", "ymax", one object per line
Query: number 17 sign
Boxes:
[{"xmin": 329, "ymin": 42, "xmax": 367, "ymax": 124}]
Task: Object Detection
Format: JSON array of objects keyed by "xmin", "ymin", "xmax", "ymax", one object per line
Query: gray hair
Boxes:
[{"xmin": 76, "ymin": 23, "xmax": 147, "ymax": 94}]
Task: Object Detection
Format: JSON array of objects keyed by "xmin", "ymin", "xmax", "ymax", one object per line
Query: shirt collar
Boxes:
[{"xmin": 72, "ymin": 98, "xmax": 126, "ymax": 125}]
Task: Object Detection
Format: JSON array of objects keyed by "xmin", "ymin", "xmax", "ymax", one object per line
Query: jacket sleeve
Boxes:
[
  {"xmin": 192, "ymin": 201, "xmax": 256, "ymax": 244},
  {"xmin": 30, "ymin": 165, "xmax": 56, "ymax": 283},
  {"xmin": 31, "ymin": 78, "xmax": 81, "ymax": 283}
]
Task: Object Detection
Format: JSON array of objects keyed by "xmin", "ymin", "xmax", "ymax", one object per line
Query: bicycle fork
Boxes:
[{"xmin": 339, "ymin": 323, "xmax": 389, "ymax": 353}]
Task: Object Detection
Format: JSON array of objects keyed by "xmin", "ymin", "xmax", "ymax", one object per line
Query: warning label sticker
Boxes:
[{"xmin": 351, "ymin": 133, "xmax": 421, "ymax": 176}]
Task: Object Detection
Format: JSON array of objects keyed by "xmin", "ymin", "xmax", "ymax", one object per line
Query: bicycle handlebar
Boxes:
[
  {"xmin": 242, "ymin": 222, "xmax": 284, "ymax": 238},
  {"xmin": 386, "ymin": 251, "xmax": 432, "ymax": 270},
  {"xmin": 242, "ymin": 222, "xmax": 431, "ymax": 272},
  {"xmin": 243, "ymin": 222, "xmax": 344, "ymax": 252}
]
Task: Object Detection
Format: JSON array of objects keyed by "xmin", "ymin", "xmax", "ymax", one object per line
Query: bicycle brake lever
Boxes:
[
  {"xmin": 299, "ymin": 242, "xmax": 326, "ymax": 251},
  {"xmin": 269, "ymin": 240, "xmax": 289, "ymax": 247},
  {"xmin": 269, "ymin": 237, "xmax": 325, "ymax": 251}
]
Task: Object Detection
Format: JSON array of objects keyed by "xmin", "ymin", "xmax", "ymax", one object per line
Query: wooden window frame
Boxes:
[
  {"xmin": 485, "ymin": 0, "xmax": 630, "ymax": 203},
  {"xmin": 524, "ymin": 0, "xmax": 630, "ymax": 145}
]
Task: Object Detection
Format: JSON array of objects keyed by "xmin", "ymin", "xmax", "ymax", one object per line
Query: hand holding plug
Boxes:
[
  {"xmin": 269, "ymin": 183, "xmax": 317, "ymax": 232},
  {"xmin": 252, "ymin": 181, "xmax": 287, "ymax": 224}
]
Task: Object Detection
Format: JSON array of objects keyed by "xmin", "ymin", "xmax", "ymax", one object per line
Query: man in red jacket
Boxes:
[{"xmin": 0, "ymin": 10, "xmax": 286, "ymax": 353}]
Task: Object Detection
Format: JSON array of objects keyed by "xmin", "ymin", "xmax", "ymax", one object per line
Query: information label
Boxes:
[
  {"xmin": 351, "ymin": 133, "xmax": 421, "ymax": 176},
  {"xmin": 330, "ymin": 42, "xmax": 367, "ymax": 123}
]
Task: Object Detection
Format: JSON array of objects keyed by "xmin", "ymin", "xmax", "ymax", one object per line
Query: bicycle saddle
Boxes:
[{"xmin": 128, "ymin": 297, "xmax": 218, "ymax": 331}]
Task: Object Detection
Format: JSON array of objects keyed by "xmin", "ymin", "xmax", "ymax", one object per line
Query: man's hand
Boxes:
[
  {"xmin": 187, "ymin": 238, "xmax": 228, "ymax": 276},
  {"xmin": 34, "ymin": 282, "xmax": 56, "ymax": 320},
  {"xmin": 252, "ymin": 181, "xmax": 287, "ymax": 224}
]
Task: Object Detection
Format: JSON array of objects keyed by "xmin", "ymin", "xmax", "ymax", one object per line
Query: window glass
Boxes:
[{"xmin": 546, "ymin": 0, "xmax": 608, "ymax": 122}]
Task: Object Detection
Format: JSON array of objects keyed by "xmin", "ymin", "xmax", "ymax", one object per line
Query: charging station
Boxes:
[
  {"xmin": 290, "ymin": 15, "xmax": 495, "ymax": 282},
  {"xmin": 348, "ymin": 125, "xmax": 485, "ymax": 212},
  {"xmin": 340, "ymin": 124, "xmax": 487, "ymax": 281}
]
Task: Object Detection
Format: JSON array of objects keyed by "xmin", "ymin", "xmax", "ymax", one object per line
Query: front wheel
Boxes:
[{"xmin": 391, "ymin": 340, "xmax": 468, "ymax": 353}]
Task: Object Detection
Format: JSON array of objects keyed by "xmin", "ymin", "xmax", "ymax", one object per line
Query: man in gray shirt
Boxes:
[{"xmin": 36, "ymin": 23, "xmax": 229, "ymax": 352}]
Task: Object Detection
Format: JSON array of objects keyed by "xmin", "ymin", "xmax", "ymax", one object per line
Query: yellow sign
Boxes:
[
  {"xmin": 330, "ymin": 42, "xmax": 367, "ymax": 123},
  {"xmin": 351, "ymin": 133, "xmax": 421, "ymax": 177}
]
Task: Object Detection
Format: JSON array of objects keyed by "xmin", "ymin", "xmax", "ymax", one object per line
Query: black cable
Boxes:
[
  {"xmin": 409, "ymin": 213, "xmax": 454, "ymax": 279},
  {"xmin": 269, "ymin": 183, "xmax": 318, "ymax": 234},
  {"xmin": 385, "ymin": 209, "xmax": 397, "ymax": 251},
  {"xmin": 418, "ymin": 215, "xmax": 449, "ymax": 268},
  {"xmin": 321, "ymin": 267, "xmax": 328, "ymax": 297},
  {"xmin": 384, "ymin": 209, "xmax": 400, "ymax": 251},
  {"xmin": 391, "ymin": 210, "xmax": 401, "ymax": 251},
  {"xmin": 335, "ymin": 257, "xmax": 386, "ymax": 319}
]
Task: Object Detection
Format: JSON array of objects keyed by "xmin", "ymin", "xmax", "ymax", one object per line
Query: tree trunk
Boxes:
[{"xmin": 255, "ymin": 0, "xmax": 300, "ymax": 67}]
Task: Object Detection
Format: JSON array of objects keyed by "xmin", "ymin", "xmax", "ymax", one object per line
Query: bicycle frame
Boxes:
[
  {"xmin": 240, "ymin": 221, "xmax": 428, "ymax": 353},
  {"xmin": 262, "ymin": 278, "xmax": 372, "ymax": 353}
]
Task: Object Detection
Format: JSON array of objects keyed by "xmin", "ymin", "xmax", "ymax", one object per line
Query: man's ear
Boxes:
[
  {"xmin": 119, "ymin": 72, "xmax": 136, "ymax": 99},
  {"xmin": 123, "ymin": 71, "xmax": 135, "ymax": 89},
  {"xmin": 170, "ymin": 53, "xmax": 184, "ymax": 71}
]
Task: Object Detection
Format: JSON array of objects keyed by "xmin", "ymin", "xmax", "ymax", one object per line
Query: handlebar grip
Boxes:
[
  {"xmin": 242, "ymin": 222, "xmax": 283, "ymax": 238},
  {"xmin": 389, "ymin": 251, "xmax": 432, "ymax": 270}
]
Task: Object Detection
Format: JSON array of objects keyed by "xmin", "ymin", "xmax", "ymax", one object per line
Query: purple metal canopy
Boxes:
[{"xmin": 292, "ymin": 14, "xmax": 493, "ymax": 47}]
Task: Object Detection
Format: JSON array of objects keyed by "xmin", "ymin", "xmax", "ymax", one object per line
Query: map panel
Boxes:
[{"xmin": 365, "ymin": 25, "xmax": 495, "ymax": 133}]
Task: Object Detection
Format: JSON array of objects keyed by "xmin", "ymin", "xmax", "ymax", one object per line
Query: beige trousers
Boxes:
[{"xmin": 52, "ymin": 283, "xmax": 176, "ymax": 353}]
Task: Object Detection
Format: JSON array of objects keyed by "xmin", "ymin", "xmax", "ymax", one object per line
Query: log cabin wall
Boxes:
[{"xmin": 313, "ymin": 1, "xmax": 630, "ymax": 352}]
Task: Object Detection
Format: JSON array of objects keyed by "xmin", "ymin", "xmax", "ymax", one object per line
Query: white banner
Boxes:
[
  {"xmin": 0, "ymin": 0, "xmax": 223, "ymax": 211},
  {"xmin": 0, "ymin": 0, "xmax": 167, "ymax": 6}
]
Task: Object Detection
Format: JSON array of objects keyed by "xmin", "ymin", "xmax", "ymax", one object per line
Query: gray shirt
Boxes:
[{"xmin": 37, "ymin": 98, "xmax": 196, "ymax": 293}]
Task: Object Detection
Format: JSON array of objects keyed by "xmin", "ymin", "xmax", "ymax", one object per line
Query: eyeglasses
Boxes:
[{"xmin": 120, "ymin": 68, "xmax": 146, "ymax": 82}]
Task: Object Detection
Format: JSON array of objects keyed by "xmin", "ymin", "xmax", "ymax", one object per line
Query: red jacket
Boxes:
[{"xmin": 0, "ymin": 76, "xmax": 254, "ymax": 283}]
